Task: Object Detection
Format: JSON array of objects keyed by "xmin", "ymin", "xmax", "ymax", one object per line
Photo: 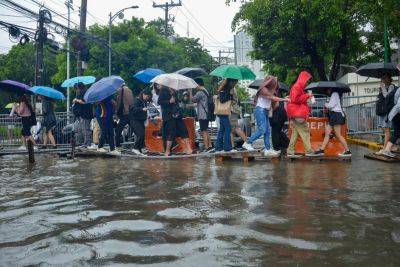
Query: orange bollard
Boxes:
[
  {"xmin": 145, "ymin": 117, "xmax": 196, "ymax": 153},
  {"xmin": 288, "ymin": 117, "xmax": 348, "ymax": 157}
]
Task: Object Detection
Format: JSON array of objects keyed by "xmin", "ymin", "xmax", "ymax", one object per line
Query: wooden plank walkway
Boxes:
[
  {"xmin": 0, "ymin": 148, "xmax": 71, "ymax": 156},
  {"xmin": 364, "ymin": 153, "xmax": 400, "ymax": 163},
  {"xmin": 285, "ymin": 155, "xmax": 351, "ymax": 162}
]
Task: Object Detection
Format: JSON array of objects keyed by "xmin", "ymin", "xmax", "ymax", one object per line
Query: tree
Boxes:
[{"xmin": 228, "ymin": 0, "xmax": 400, "ymax": 83}]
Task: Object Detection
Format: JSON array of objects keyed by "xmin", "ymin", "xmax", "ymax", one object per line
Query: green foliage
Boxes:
[
  {"xmin": 229, "ymin": 0, "xmax": 400, "ymax": 83},
  {"xmin": 236, "ymin": 85, "xmax": 250, "ymax": 102}
]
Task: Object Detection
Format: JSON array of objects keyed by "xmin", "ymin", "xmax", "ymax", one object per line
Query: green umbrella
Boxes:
[
  {"xmin": 5, "ymin": 103, "xmax": 14, "ymax": 109},
  {"xmin": 210, "ymin": 65, "xmax": 256, "ymax": 80}
]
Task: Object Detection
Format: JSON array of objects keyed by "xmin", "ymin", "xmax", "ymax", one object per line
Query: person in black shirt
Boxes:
[
  {"xmin": 158, "ymin": 86, "xmax": 193, "ymax": 156},
  {"xmin": 72, "ymin": 82, "xmax": 94, "ymax": 147},
  {"xmin": 129, "ymin": 89, "xmax": 152, "ymax": 155},
  {"xmin": 40, "ymin": 96, "xmax": 57, "ymax": 148}
]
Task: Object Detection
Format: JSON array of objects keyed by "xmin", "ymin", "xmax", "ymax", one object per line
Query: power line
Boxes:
[{"xmin": 152, "ymin": 0, "xmax": 182, "ymax": 37}]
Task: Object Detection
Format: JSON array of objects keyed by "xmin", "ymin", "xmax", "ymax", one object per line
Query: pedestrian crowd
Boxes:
[{"xmin": 6, "ymin": 70, "xmax": 400, "ymax": 158}]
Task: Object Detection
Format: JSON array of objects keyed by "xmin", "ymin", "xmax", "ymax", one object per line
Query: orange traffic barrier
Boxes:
[
  {"xmin": 288, "ymin": 117, "xmax": 348, "ymax": 156},
  {"xmin": 145, "ymin": 117, "xmax": 196, "ymax": 153}
]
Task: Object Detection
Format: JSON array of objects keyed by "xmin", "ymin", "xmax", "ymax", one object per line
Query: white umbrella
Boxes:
[{"xmin": 150, "ymin": 73, "xmax": 198, "ymax": 90}]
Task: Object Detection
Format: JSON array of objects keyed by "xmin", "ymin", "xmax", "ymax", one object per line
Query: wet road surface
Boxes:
[{"xmin": 0, "ymin": 145, "xmax": 400, "ymax": 266}]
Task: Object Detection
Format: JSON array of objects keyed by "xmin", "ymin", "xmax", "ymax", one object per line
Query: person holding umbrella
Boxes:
[
  {"xmin": 39, "ymin": 95, "xmax": 57, "ymax": 149},
  {"xmin": 158, "ymin": 86, "xmax": 193, "ymax": 156},
  {"xmin": 314, "ymin": 88, "xmax": 351, "ymax": 157},
  {"xmin": 72, "ymin": 82, "xmax": 94, "ymax": 148},
  {"xmin": 95, "ymin": 95, "xmax": 119, "ymax": 155},
  {"xmin": 376, "ymin": 73, "xmax": 397, "ymax": 154},
  {"xmin": 10, "ymin": 95, "xmax": 37, "ymax": 148},
  {"xmin": 381, "ymin": 85, "xmax": 400, "ymax": 158},
  {"xmin": 115, "ymin": 84, "xmax": 134, "ymax": 149}
]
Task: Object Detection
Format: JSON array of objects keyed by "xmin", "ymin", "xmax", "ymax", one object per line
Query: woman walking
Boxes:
[
  {"xmin": 214, "ymin": 78, "xmax": 237, "ymax": 152},
  {"xmin": 381, "ymin": 85, "xmax": 400, "ymax": 158},
  {"xmin": 314, "ymin": 89, "xmax": 351, "ymax": 157},
  {"xmin": 243, "ymin": 76, "xmax": 288, "ymax": 156},
  {"xmin": 95, "ymin": 96, "xmax": 120, "ymax": 155},
  {"xmin": 10, "ymin": 95, "xmax": 36, "ymax": 148},
  {"xmin": 286, "ymin": 71, "xmax": 316, "ymax": 157},
  {"xmin": 130, "ymin": 89, "xmax": 152, "ymax": 155},
  {"xmin": 40, "ymin": 96, "xmax": 57, "ymax": 148},
  {"xmin": 376, "ymin": 74, "xmax": 396, "ymax": 154}
]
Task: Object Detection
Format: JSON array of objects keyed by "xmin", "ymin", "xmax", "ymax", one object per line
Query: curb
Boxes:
[{"xmin": 347, "ymin": 137, "xmax": 383, "ymax": 151}]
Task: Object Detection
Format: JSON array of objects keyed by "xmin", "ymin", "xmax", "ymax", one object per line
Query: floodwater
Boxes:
[{"xmin": 0, "ymin": 145, "xmax": 399, "ymax": 266}]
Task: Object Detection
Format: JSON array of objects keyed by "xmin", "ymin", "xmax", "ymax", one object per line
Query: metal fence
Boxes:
[{"xmin": 0, "ymin": 95, "xmax": 382, "ymax": 147}]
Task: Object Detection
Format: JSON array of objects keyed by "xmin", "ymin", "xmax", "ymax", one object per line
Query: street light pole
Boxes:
[
  {"xmin": 108, "ymin": 6, "xmax": 139, "ymax": 76},
  {"xmin": 66, "ymin": 0, "xmax": 73, "ymax": 123}
]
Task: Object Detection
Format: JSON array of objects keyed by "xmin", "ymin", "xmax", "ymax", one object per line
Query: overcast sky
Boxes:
[{"xmin": 0, "ymin": 0, "xmax": 242, "ymax": 56}]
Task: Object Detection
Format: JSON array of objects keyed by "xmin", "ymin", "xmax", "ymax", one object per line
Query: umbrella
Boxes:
[
  {"xmin": 61, "ymin": 76, "xmax": 96, "ymax": 87},
  {"xmin": 150, "ymin": 73, "xmax": 198, "ymax": 90},
  {"xmin": 84, "ymin": 75, "xmax": 124, "ymax": 103},
  {"xmin": 0, "ymin": 80, "xmax": 32, "ymax": 95},
  {"xmin": 248, "ymin": 79, "xmax": 290, "ymax": 92},
  {"xmin": 175, "ymin": 67, "xmax": 207, "ymax": 78},
  {"xmin": 356, "ymin": 62, "xmax": 400, "ymax": 78},
  {"xmin": 133, "ymin": 68, "xmax": 165, "ymax": 84},
  {"xmin": 210, "ymin": 65, "xmax": 256, "ymax": 80},
  {"xmin": 5, "ymin": 103, "xmax": 14, "ymax": 109},
  {"xmin": 306, "ymin": 81, "xmax": 351, "ymax": 94},
  {"xmin": 29, "ymin": 86, "xmax": 65, "ymax": 100}
]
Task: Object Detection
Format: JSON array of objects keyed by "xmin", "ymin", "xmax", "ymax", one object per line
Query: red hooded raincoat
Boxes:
[{"xmin": 286, "ymin": 71, "xmax": 312, "ymax": 120}]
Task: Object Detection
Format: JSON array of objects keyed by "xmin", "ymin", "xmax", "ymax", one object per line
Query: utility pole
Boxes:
[
  {"xmin": 217, "ymin": 49, "xmax": 234, "ymax": 65},
  {"xmin": 77, "ymin": 0, "xmax": 87, "ymax": 76},
  {"xmin": 35, "ymin": 10, "xmax": 47, "ymax": 86},
  {"xmin": 66, "ymin": 0, "xmax": 73, "ymax": 123},
  {"xmin": 152, "ymin": 1, "xmax": 182, "ymax": 37}
]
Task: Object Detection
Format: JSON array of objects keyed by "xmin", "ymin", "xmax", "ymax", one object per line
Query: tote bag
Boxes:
[{"xmin": 213, "ymin": 95, "xmax": 231, "ymax": 116}]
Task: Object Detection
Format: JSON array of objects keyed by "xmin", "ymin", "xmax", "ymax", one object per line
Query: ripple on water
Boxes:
[
  {"xmin": 157, "ymin": 208, "xmax": 200, "ymax": 220},
  {"xmin": 63, "ymin": 220, "xmax": 164, "ymax": 241}
]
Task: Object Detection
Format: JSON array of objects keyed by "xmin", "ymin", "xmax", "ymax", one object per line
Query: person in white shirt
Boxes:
[
  {"xmin": 315, "ymin": 89, "xmax": 351, "ymax": 157},
  {"xmin": 242, "ymin": 76, "xmax": 288, "ymax": 157}
]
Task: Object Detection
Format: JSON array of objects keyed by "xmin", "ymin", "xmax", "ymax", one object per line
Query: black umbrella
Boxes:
[
  {"xmin": 248, "ymin": 79, "xmax": 290, "ymax": 92},
  {"xmin": 306, "ymin": 81, "xmax": 351, "ymax": 94},
  {"xmin": 356, "ymin": 62, "xmax": 400, "ymax": 79},
  {"xmin": 175, "ymin": 67, "xmax": 207, "ymax": 78}
]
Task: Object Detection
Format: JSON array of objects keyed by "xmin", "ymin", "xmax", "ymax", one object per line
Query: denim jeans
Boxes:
[
  {"xmin": 216, "ymin": 115, "xmax": 232, "ymax": 151},
  {"xmin": 247, "ymin": 107, "xmax": 271, "ymax": 150},
  {"xmin": 97, "ymin": 117, "xmax": 115, "ymax": 151}
]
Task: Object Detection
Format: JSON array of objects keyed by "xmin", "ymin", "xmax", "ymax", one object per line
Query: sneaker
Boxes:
[
  {"xmin": 109, "ymin": 149, "xmax": 121, "ymax": 156},
  {"xmin": 374, "ymin": 149, "xmax": 384, "ymax": 155},
  {"xmin": 97, "ymin": 148, "xmax": 108, "ymax": 153},
  {"xmin": 207, "ymin": 148, "xmax": 216, "ymax": 153},
  {"xmin": 18, "ymin": 145, "xmax": 26, "ymax": 150},
  {"xmin": 338, "ymin": 150, "xmax": 352, "ymax": 157},
  {"xmin": 242, "ymin": 142, "xmax": 255, "ymax": 151},
  {"xmin": 305, "ymin": 151, "xmax": 320, "ymax": 157},
  {"xmin": 314, "ymin": 149, "xmax": 325, "ymax": 156},
  {"xmin": 287, "ymin": 153, "xmax": 302, "ymax": 158},
  {"xmin": 264, "ymin": 149, "xmax": 280, "ymax": 157},
  {"xmin": 131, "ymin": 149, "xmax": 143, "ymax": 155},
  {"xmin": 87, "ymin": 144, "xmax": 98, "ymax": 150},
  {"xmin": 382, "ymin": 151, "xmax": 396, "ymax": 158}
]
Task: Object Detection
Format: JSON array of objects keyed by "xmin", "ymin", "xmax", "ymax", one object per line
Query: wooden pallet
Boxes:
[
  {"xmin": 364, "ymin": 153, "xmax": 400, "ymax": 163},
  {"xmin": 214, "ymin": 150, "xmax": 263, "ymax": 163},
  {"xmin": 285, "ymin": 155, "xmax": 351, "ymax": 162},
  {"xmin": 0, "ymin": 148, "xmax": 71, "ymax": 156}
]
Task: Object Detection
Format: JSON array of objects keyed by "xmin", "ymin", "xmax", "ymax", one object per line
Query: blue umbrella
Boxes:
[
  {"xmin": 133, "ymin": 68, "xmax": 165, "ymax": 84},
  {"xmin": 61, "ymin": 76, "xmax": 96, "ymax": 88},
  {"xmin": 29, "ymin": 86, "xmax": 65, "ymax": 100},
  {"xmin": 84, "ymin": 76, "xmax": 124, "ymax": 103}
]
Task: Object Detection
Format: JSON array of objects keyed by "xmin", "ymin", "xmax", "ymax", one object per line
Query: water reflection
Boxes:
[{"xmin": 1, "ymin": 146, "xmax": 400, "ymax": 266}]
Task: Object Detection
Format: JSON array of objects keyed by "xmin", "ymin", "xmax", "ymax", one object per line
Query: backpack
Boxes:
[
  {"xmin": 200, "ymin": 90, "xmax": 215, "ymax": 121},
  {"xmin": 376, "ymin": 86, "xmax": 398, "ymax": 116}
]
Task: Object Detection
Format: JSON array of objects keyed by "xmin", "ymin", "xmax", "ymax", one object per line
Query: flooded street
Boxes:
[{"xmin": 1, "ymin": 145, "xmax": 400, "ymax": 266}]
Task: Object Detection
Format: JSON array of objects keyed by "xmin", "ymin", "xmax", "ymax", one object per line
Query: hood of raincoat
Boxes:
[{"xmin": 286, "ymin": 71, "xmax": 312, "ymax": 120}]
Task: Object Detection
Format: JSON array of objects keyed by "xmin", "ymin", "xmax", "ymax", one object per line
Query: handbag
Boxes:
[{"xmin": 213, "ymin": 95, "xmax": 231, "ymax": 116}]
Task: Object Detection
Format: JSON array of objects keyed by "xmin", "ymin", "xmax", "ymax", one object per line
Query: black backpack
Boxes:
[
  {"xmin": 200, "ymin": 90, "xmax": 215, "ymax": 121},
  {"xmin": 376, "ymin": 86, "xmax": 398, "ymax": 116}
]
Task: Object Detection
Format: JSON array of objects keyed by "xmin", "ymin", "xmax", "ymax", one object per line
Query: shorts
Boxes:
[
  {"xmin": 21, "ymin": 117, "xmax": 31, "ymax": 137},
  {"xmin": 378, "ymin": 115, "xmax": 391, "ymax": 128},
  {"xmin": 199, "ymin": 119, "xmax": 209, "ymax": 132},
  {"xmin": 328, "ymin": 111, "xmax": 345, "ymax": 126},
  {"xmin": 163, "ymin": 118, "xmax": 189, "ymax": 142},
  {"xmin": 42, "ymin": 121, "xmax": 56, "ymax": 134},
  {"xmin": 229, "ymin": 113, "xmax": 240, "ymax": 130}
]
